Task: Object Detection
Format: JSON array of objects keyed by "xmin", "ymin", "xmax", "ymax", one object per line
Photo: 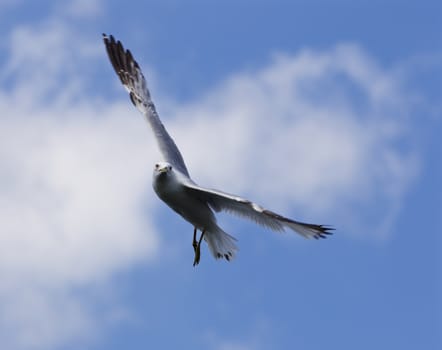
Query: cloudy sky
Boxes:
[{"xmin": 0, "ymin": 0, "xmax": 440, "ymax": 349}]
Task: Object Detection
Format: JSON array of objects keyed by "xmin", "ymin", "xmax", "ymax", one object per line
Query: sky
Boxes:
[{"xmin": 0, "ymin": 0, "xmax": 441, "ymax": 349}]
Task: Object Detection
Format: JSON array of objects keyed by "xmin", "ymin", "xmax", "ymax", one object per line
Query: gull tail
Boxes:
[{"xmin": 204, "ymin": 226, "xmax": 238, "ymax": 262}]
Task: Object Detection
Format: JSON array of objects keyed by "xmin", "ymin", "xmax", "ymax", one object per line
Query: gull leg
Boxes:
[
  {"xmin": 192, "ymin": 227, "xmax": 198, "ymax": 254},
  {"xmin": 193, "ymin": 230, "xmax": 206, "ymax": 267}
]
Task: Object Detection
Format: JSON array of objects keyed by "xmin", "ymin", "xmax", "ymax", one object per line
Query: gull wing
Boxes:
[
  {"xmin": 183, "ymin": 182, "xmax": 334, "ymax": 239},
  {"xmin": 103, "ymin": 34, "xmax": 190, "ymax": 177}
]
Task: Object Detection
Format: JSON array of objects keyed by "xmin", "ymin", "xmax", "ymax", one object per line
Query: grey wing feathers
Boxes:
[
  {"xmin": 183, "ymin": 183, "xmax": 333, "ymax": 239},
  {"xmin": 103, "ymin": 34, "xmax": 189, "ymax": 177}
]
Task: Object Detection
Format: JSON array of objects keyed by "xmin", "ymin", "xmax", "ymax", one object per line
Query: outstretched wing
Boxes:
[
  {"xmin": 103, "ymin": 34, "xmax": 189, "ymax": 177},
  {"xmin": 183, "ymin": 182, "xmax": 333, "ymax": 239}
]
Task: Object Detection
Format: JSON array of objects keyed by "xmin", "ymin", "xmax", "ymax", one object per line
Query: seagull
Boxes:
[{"xmin": 103, "ymin": 34, "xmax": 333, "ymax": 266}]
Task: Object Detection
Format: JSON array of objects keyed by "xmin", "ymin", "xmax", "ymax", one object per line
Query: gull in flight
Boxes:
[{"xmin": 103, "ymin": 34, "xmax": 333, "ymax": 266}]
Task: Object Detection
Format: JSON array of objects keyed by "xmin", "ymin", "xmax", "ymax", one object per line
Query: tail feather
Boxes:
[{"xmin": 204, "ymin": 227, "xmax": 238, "ymax": 262}]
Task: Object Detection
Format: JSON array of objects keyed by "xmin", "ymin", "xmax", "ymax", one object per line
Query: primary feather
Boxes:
[{"xmin": 103, "ymin": 34, "xmax": 190, "ymax": 177}]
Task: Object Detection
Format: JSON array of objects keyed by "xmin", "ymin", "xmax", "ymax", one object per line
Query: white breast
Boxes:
[{"xmin": 152, "ymin": 169, "xmax": 217, "ymax": 231}]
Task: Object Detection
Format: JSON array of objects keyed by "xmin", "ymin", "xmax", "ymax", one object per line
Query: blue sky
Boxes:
[{"xmin": 0, "ymin": 1, "xmax": 440, "ymax": 349}]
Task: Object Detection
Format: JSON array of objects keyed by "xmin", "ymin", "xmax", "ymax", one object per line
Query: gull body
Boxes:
[
  {"xmin": 153, "ymin": 162, "xmax": 215, "ymax": 232},
  {"xmin": 153, "ymin": 161, "xmax": 236, "ymax": 261},
  {"xmin": 103, "ymin": 34, "xmax": 333, "ymax": 265}
]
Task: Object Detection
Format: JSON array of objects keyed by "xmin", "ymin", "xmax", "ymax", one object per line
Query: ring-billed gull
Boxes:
[{"xmin": 103, "ymin": 34, "xmax": 333, "ymax": 266}]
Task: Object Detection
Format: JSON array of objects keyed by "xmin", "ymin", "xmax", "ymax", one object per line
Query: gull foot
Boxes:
[
  {"xmin": 193, "ymin": 246, "xmax": 201, "ymax": 266},
  {"xmin": 192, "ymin": 230, "xmax": 205, "ymax": 267}
]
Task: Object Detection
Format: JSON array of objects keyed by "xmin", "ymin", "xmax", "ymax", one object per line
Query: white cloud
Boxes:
[
  {"xmin": 168, "ymin": 44, "xmax": 418, "ymax": 237},
  {"xmin": 0, "ymin": 10, "xmax": 423, "ymax": 350},
  {"xmin": 204, "ymin": 318, "xmax": 273, "ymax": 350},
  {"xmin": 0, "ymin": 0, "xmax": 22, "ymax": 11},
  {"xmin": 0, "ymin": 285, "xmax": 96, "ymax": 349},
  {"xmin": 64, "ymin": 0, "xmax": 103, "ymax": 18},
  {"xmin": 0, "ymin": 20, "xmax": 159, "ymax": 350},
  {"xmin": 0, "ymin": 105, "xmax": 158, "ymax": 285}
]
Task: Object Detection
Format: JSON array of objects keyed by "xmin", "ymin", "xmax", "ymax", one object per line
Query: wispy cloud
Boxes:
[
  {"xmin": 0, "ymin": 0, "xmax": 23, "ymax": 11},
  {"xmin": 63, "ymin": 0, "xmax": 104, "ymax": 18},
  {"xmin": 0, "ymin": 18, "xmax": 158, "ymax": 350},
  {"xmin": 168, "ymin": 44, "xmax": 419, "ymax": 238},
  {"xmin": 204, "ymin": 317, "xmax": 273, "ymax": 350}
]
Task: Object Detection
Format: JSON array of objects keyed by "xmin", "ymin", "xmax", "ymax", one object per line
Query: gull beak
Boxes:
[{"xmin": 158, "ymin": 167, "xmax": 168, "ymax": 173}]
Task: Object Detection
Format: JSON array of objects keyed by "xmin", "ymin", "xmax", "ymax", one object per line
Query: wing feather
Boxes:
[
  {"xmin": 103, "ymin": 34, "xmax": 189, "ymax": 177},
  {"xmin": 183, "ymin": 182, "xmax": 333, "ymax": 239}
]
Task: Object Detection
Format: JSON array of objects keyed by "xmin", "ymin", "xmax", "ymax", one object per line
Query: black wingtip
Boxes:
[
  {"xmin": 102, "ymin": 33, "xmax": 112, "ymax": 43},
  {"xmin": 102, "ymin": 34, "xmax": 119, "ymax": 48},
  {"xmin": 315, "ymin": 225, "xmax": 335, "ymax": 239},
  {"xmin": 102, "ymin": 33, "xmax": 129, "ymax": 85}
]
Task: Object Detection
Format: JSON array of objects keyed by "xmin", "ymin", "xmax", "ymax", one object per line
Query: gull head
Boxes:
[
  {"xmin": 153, "ymin": 161, "xmax": 172, "ymax": 177},
  {"xmin": 152, "ymin": 161, "xmax": 177, "ymax": 197}
]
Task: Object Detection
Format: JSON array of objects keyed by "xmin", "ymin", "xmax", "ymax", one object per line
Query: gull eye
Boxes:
[
  {"xmin": 155, "ymin": 164, "xmax": 159, "ymax": 169},
  {"xmin": 168, "ymin": 165, "xmax": 172, "ymax": 171}
]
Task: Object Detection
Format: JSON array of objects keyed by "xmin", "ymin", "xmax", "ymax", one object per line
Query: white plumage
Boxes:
[{"xmin": 103, "ymin": 34, "xmax": 333, "ymax": 265}]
